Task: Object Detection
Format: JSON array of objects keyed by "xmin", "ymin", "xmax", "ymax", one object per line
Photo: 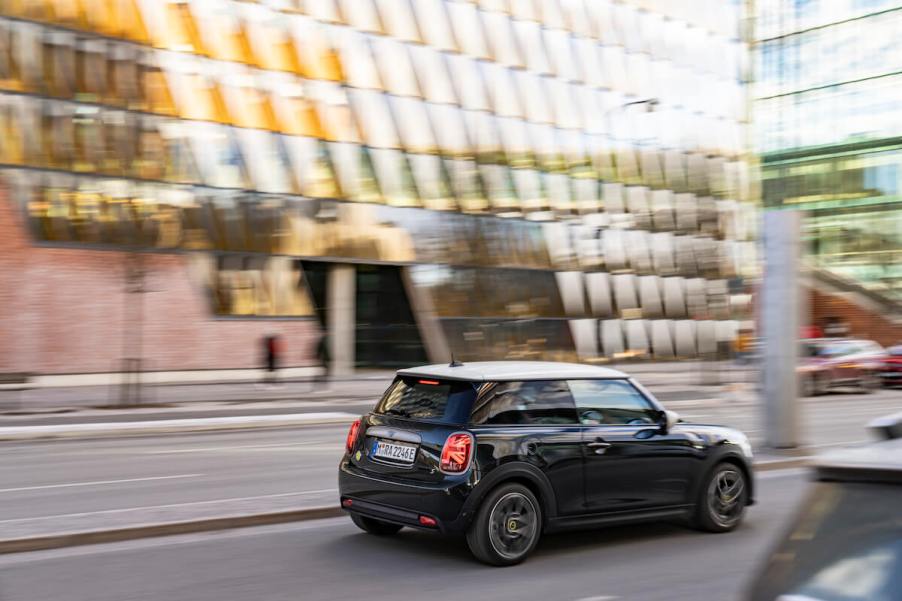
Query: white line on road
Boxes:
[
  {"xmin": 144, "ymin": 441, "xmax": 341, "ymax": 454},
  {"xmin": 0, "ymin": 489, "xmax": 338, "ymax": 524},
  {"xmin": 0, "ymin": 474, "xmax": 203, "ymax": 494}
]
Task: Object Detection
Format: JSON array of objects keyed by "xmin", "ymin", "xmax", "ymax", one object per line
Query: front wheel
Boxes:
[
  {"xmin": 466, "ymin": 483, "xmax": 542, "ymax": 566},
  {"xmin": 691, "ymin": 462, "xmax": 748, "ymax": 533},
  {"xmin": 350, "ymin": 514, "xmax": 403, "ymax": 536}
]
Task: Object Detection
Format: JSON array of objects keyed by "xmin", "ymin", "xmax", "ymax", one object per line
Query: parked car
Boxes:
[
  {"xmin": 880, "ymin": 345, "xmax": 902, "ymax": 388},
  {"xmin": 799, "ymin": 339, "xmax": 886, "ymax": 396},
  {"xmin": 744, "ymin": 412, "xmax": 902, "ymax": 600},
  {"xmin": 338, "ymin": 361, "xmax": 755, "ymax": 565}
]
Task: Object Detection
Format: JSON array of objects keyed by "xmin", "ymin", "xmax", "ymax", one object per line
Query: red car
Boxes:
[
  {"xmin": 881, "ymin": 345, "xmax": 902, "ymax": 388},
  {"xmin": 799, "ymin": 339, "xmax": 886, "ymax": 396}
]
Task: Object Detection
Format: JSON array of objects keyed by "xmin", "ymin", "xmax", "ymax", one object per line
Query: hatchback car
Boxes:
[
  {"xmin": 338, "ymin": 361, "xmax": 755, "ymax": 565},
  {"xmin": 880, "ymin": 345, "xmax": 902, "ymax": 388},
  {"xmin": 799, "ymin": 339, "xmax": 885, "ymax": 396}
]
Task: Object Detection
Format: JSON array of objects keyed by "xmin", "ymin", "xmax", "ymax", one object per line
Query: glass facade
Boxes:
[
  {"xmin": 1, "ymin": 0, "xmax": 754, "ymax": 363},
  {"xmin": 756, "ymin": 1, "xmax": 902, "ymax": 300}
]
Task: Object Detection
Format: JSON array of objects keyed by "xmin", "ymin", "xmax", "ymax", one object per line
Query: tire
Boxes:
[
  {"xmin": 801, "ymin": 375, "xmax": 817, "ymax": 397},
  {"xmin": 466, "ymin": 483, "xmax": 542, "ymax": 566},
  {"xmin": 859, "ymin": 372, "xmax": 880, "ymax": 394},
  {"xmin": 691, "ymin": 462, "xmax": 748, "ymax": 533},
  {"xmin": 350, "ymin": 514, "xmax": 403, "ymax": 536}
]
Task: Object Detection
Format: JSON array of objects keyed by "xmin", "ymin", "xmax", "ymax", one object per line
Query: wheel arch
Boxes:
[{"xmin": 462, "ymin": 462, "xmax": 557, "ymax": 529}]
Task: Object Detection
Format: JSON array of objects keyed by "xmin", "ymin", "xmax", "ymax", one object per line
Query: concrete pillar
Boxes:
[
  {"xmin": 760, "ymin": 211, "xmax": 802, "ymax": 449},
  {"xmin": 327, "ymin": 264, "xmax": 355, "ymax": 377},
  {"xmin": 400, "ymin": 267, "xmax": 451, "ymax": 364}
]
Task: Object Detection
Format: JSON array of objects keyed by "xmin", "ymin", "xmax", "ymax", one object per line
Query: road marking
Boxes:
[
  {"xmin": 0, "ymin": 474, "xmax": 202, "ymax": 494},
  {"xmin": 803, "ymin": 439, "xmax": 869, "ymax": 449},
  {"xmin": 144, "ymin": 441, "xmax": 340, "ymax": 454},
  {"xmin": 0, "ymin": 489, "xmax": 338, "ymax": 524}
]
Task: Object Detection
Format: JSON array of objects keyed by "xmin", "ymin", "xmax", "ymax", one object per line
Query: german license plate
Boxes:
[{"xmin": 372, "ymin": 440, "xmax": 417, "ymax": 464}]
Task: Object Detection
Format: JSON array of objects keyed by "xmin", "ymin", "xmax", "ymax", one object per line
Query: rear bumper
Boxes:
[{"xmin": 338, "ymin": 461, "xmax": 473, "ymax": 534}]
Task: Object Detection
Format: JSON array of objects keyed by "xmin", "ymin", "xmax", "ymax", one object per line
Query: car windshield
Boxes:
[
  {"xmin": 888, "ymin": 346, "xmax": 902, "ymax": 357},
  {"xmin": 809, "ymin": 342, "xmax": 856, "ymax": 358},
  {"xmin": 373, "ymin": 377, "xmax": 477, "ymax": 424},
  {"xmin": 747, "ymin": 481, "xmax": 902, "ymax": 601}
]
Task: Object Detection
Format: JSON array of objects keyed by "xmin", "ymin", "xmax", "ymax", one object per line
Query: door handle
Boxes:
[{"xmin": 586, "ymin": 440, "xmax": 612, "ymax": 454}]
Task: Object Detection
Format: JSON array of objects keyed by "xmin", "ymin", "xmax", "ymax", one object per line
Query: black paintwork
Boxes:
[{"xmin": 338, "ymin": 377, "xmax": 754, "ymax": 536}]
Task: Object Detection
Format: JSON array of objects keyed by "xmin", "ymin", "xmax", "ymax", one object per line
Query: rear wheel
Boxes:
[
  {"xmin": 466, "ymin": 483, "xmax": 542, "ymax": 566},
  {"xmin": 350, "ymin": 514, "xmax": 403, "ymax": 536},
  {"xmin": 859, "ymin": 372, "xmax": 880, "ymax": 393},
  {"xmin": 691, "ymin": 462, "xmax": 748, "ymax": 533}
]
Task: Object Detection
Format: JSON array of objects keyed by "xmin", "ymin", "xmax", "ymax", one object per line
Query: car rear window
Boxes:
[{"xmin": 373, "ymin": 377, "xmax": 477, "ymax": 424}]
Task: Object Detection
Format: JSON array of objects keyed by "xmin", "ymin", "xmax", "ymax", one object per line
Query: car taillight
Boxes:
[
  {"xmin": 345, "ymin": 418, "xmax": 361, "ymax": 454},
  {"xmin": 440, "ymin": 432, "xmax": 473, "ymax": 474}
]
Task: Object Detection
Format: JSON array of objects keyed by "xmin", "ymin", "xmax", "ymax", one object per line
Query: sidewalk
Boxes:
[{"xmin": 1, "ymin": 361, "xmax": 755, "ymax": 416}]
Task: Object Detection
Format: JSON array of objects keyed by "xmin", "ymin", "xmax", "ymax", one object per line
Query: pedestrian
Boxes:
[
  {"xmin": 262, "ymin": 334, "xmax": 281, "ymax": 387},
  {"xmin": 313, "ymin": 330, "xmax": 330, "ymax": 391}
]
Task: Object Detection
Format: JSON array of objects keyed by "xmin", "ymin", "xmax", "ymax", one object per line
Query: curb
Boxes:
[
  {"xmin": 0, "ymin": 413, "xmax": 359, "ymax": 441},
  {"xmin": 753, "ymin": 457, "xmax": 811, "ymax": 472},
  {"xmin": 0, "ymin": 506, "xmax": 345, "ymax": 554},
  {"xmin": 0, "ymin": 458, "xmax": 809, "ymax": 554}
]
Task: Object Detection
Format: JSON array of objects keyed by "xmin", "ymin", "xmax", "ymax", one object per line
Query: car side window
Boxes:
[
  {"xmin": 569, "ymin": 379, "xmax": 658, "ymax": 426},
  {"xmin": 470, "ymin": 380, "xmax": 578, "ymax": 426}
]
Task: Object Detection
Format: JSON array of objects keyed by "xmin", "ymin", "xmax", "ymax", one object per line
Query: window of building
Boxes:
[
  {"xmin": 376, "ymin": 0, "xmax": 421, "ymax": 43},
  {"xmin": 447, "ymin": 0, "xmax": 489, "ymax": 58},
  {"xmin": 411, "ymin": 0, "xmax": 456, "ymax": 51}
]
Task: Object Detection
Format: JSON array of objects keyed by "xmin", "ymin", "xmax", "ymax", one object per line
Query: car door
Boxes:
[
  {"xmin": 469, "ymin": 380, "xmax": 585, "ymax": 516},
  {"xmin": 570, "ymin": 378, "xmax": 696, "ymax": 513}
]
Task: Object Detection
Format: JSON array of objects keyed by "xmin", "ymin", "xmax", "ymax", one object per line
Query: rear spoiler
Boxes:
[{"xmin": 869, "ymin": 412, "xmax": 902, "ymax": 440}]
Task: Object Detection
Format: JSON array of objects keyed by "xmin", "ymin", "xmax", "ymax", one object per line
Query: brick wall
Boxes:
[
  {"xmin": 0, "ymin": 188, "xmax": 319, "ymax": 374},
  {"xmin": 810, "ymin": 288, "xmax": 902, "ymax": 347}
]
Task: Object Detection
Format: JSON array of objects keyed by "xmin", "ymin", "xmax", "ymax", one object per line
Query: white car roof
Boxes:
[{"xmin": 396, "ymin": 361, "xmax": 628, "ymax": 382}]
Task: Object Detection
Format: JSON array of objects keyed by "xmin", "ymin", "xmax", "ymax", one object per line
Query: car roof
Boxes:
[{"xmin": 396, "ymin": 361, "xmax": 628, "ymax": 382}]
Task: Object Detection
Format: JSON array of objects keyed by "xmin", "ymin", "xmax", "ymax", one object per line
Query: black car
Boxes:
[
  {"xmin": 338, "ymin": 361, "xmax": 755, "ymax": 565},
  {"xmin": 745, "ymin": 412, "xmax": 902, "ymax": 601}
]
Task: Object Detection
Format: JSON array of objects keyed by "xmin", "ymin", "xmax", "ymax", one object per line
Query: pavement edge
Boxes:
[{"xmin": 0, "ymin": 507, "xmax": 345, "ymax": 554}]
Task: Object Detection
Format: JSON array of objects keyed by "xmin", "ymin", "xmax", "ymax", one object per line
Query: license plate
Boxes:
[{"xmin": 371, "ymin": 440, "xmax": 417, "ymax": 464}]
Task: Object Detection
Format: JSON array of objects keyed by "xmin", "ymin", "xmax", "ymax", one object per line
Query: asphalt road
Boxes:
[
  {"xmin": 0, "ymin": 390, "xmax": 899, "ymax": 524},
  {"xmin": 0, "ymin": 469, "xmax": 810, "ymax": 601}
]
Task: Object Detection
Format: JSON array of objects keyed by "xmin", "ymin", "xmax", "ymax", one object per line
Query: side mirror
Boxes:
[{"xmin": 661, "ymin": 410, "xmax": 680, "ymax": 433}]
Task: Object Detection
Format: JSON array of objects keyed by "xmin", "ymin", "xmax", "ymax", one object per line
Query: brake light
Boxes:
[
  {"xmin": 418, "ymin": 379, "xmax": 440, "ymax": 385},
  {"xmin": 345, "ymin": 418, "xmax": 361, "ymax": 454},
  {"xmin": 440, "ymin": 432, "xmax": 474, "ymax": 473}
]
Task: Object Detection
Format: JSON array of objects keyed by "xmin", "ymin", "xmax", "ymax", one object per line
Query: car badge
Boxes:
[{"xmin": 355, "ymin": 451, "xmax": 362, "ymax": 461}]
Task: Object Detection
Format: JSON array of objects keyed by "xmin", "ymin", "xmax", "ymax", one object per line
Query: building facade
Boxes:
[
  {"xmin": 756, "ymin": 0, "xmax": 902, "ymax": 303},
  {"xmin": 0, "ymin": 0, "xmax": 755, "ymax": 375}
]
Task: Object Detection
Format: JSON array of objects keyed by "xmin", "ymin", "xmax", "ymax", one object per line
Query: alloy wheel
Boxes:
[
  {"xmin": 707, "ymin": 468, "xmax": 745, "ymax": 528},
  {"xmin": 488, "ymin": 492, "xmax": 539, "ymax": 560}
]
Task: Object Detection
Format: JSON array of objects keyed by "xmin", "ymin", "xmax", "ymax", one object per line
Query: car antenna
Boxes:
[{"xmin": 449, "ymin": 353, "xmax": 463, "ymax": 367}]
